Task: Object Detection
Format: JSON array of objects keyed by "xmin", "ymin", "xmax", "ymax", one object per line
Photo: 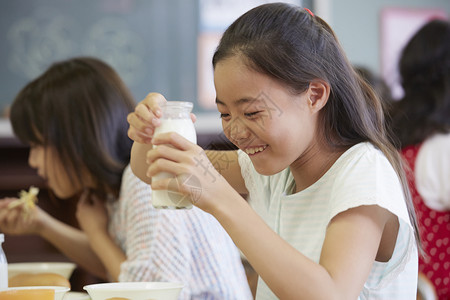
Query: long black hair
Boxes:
[
  {"xmin": 10, "ymin": 57, "xmax": 136, "ymax": 198},
  {"xmin": 213, "ymin": 2, "xmax": 420, "ymax": 246},
  {"xmin": 390, "ymin": 19, "xmax": 450, "ymax": 147}
]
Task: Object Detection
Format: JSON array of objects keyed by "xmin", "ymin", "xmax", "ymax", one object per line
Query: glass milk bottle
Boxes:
[
  {"xmin": 152, "ymin": 101, "xmax": 197, "ymax": 209},
  {"xmin": 0, "ymin": 234, "xmax": 7, "ymax": 290}
]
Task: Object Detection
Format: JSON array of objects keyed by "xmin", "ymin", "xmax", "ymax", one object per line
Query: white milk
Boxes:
[
  {"xmin": 152, "ymin": 118, "xmax": 197, "ymax": 209},
  {"xmin": 0, "ymin": 264, "xmax": 6, "ymax": 290},
  {"xmin": 0, "ymin": 234, "xmax": 7, "ymax": 290}
]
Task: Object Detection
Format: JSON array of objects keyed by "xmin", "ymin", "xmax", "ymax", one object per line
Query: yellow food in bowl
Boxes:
[{"xmin": 9, "ymin": 272, "xmax": 71, "ymax": 288}]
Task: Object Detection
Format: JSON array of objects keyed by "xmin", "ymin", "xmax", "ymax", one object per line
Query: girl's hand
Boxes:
[
  {"xmin": 127, "ymin": 92, "xmax": 196, "ymax": 144},
  {"xmin": 0, "ymin": 198, "xmax": 47, "ymax": 235},
  {"xmin": 76, "ymin": 190, "xmax": 108, "ymax": 237},
  {"xmin": 127, "ymin": 92, "xmax": 166, "ymax": 144},
  {"xmin": 127, "ymin": 92, "xmax": 197, "ymax": 185},
  {"xmin": 147, "ymin": 132, "xmax": 233, "ymax": 214}
]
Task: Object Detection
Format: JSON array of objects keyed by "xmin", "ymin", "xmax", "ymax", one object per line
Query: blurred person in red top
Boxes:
[{"xmin": 389, "ymin": 19, "xmax": 450, "ymax": 299}]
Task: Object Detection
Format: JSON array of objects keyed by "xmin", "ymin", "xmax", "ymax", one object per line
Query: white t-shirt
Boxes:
[
  {"xmin": 238, "ymin": 142, "xmax": 418, "ymax": 299},
  {"xmin": 106, "ymin": 165, "xmax": 253, "ymax": 300},
  {"xmin": 415, "ymin": 133, "xmax": 450, "ymax": 211}
]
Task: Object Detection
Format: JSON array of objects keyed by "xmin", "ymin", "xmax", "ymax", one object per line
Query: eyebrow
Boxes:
[{"xmin": 215, "ymin": 97, "xmax": 258, "ymax": 106}]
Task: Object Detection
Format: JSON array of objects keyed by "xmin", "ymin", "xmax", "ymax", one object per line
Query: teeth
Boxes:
[{"xmin": 245, "ymin": 146, "xmax": 266, "ymax": 155}]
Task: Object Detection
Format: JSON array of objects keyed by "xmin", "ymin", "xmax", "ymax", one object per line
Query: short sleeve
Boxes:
[
  {"xmin": 329, "ymin": 144, "xmax": 410, "ymax": 224},
  {"xmin": 415, "ymin": 133, "xmax": 450, "ymax": 211}
]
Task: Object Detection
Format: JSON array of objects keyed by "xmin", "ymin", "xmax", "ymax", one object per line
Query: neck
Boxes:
[{"xmin": 290, "ymin": 142, "xmax": 345, "ymax": 193}]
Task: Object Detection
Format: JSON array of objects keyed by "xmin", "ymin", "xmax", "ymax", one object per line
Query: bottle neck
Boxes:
[{"xmin": 160, "ymin": 102, "xmax": 193, "ymax": 119}]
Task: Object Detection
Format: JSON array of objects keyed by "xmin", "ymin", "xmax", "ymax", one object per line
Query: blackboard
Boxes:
[{"xmin": 0, "ymin": 0, "xmax": 200, "ymax": 115}]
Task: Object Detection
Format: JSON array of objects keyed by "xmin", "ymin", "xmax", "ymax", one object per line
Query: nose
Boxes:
[{"xmin": 228, "ymin": 118, "xmax": 250, "ymax": 144}]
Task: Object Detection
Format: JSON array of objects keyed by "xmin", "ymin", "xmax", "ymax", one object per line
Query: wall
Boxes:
[{"xmin": 325, "ymin": 0, "xmax": 449, "ymax": 74}]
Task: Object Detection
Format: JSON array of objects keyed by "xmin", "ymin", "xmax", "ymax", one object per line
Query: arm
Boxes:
[
  {"xmin": 130, "ymin": 142, "xmax": 152, "ymax": 185},
  {"xmin": 76, "ymin": 191, "xmax": 125, "ymax": 281},
  {"xmin": 216, "ymin": 195, "xmax": 390, "ymax": 300},
  {"xmin": 0, "ymin": 198, "xmax": 107, "ymax": 279},
  {"xmin": 206, "ymin": 150, "xmax": 247, "ymax": 195}
]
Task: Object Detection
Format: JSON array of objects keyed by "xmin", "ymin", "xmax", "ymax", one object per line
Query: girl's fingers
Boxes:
[
  {"xmin": 90, "ymin": 193, "xmax": 102, "ymax": 207},
  {"xmin": 76, "ymin": 190, "xmax": 94, "ymax": 218},
  {"xmin": 150, "ymin": 160, "xmax": 206, "ymax": 204},
  {"xmin": 190, "ymin": 113, "xmax": 197, "ymax": 123},
  {"xmin": 0, "ymin": 198, "xmax": 15, "ymax": 210},
  {"xmin": 143, "ymin": 92, "xmax": 166, "ymax": 117},
  {"xmin": 127, "ymin": 113, "xmax": 154, "ymax": 143},
  {"xmin": 134, "ymin": 103, "xmax": 154, "ymax": 124},
  {"xmin": 5, "ymin": 208, "xmax": 21, "ymax": 226},
  {"xmin": 127, "ymin": 93, "xmax": 168, "ymax": 143},
  {"xmin": 146, "ymin": 132, "xmax": 203, "ymax": 171},
  {"xmin": 127, "ymin": 109, "xmax": 152, "ymax": 133},
  {"xmin": 78, "ymin": 189, "xmax": 90, "ymax": 206},
  {"xmin": 149, "ymin": 159, "xmax": 188, "ymax": 190},
  {"xmin": 127, "ymin": 127, "xmax": 151, "ymax": 144},
  {"xmin": 151, "ymin": 132, "xmax": 197, "ymax": 151},
  {"xmin": 151, "ymin": 176, "xmax": 172, "ymax": 192},
  {"xmin": 146, "ymin": 152, "xmax": 185, "ymax": 178},
  {"xmin": 0, "ymin": 204, "xmax": 9, "ymax": 222}
]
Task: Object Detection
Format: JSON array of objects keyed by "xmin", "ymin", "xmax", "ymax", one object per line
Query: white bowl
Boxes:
[
  {"xmin": 8, "ymin": 262, "xmax": 76, "ymax": 279},
  {"xmin": 4, "ymin": 286, "xmax": 70, "ymax": 300},
  {"xmin": 63, "ymin": 291, "xmax": 91, "ymax": 300},
  {"xmin": 83, "ymin": 282, "xmax": 184, "ymax": 300}
]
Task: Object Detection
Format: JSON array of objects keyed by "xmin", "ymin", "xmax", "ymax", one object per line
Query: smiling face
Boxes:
[{"xmin": 214, "ymin": 55, "xmax": 320, "ymax": 175}]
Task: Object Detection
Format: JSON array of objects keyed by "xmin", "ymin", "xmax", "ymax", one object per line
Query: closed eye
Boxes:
[
  {"xmin": 219, "ymin": 113, "xmax": 231, "ymax": 120},
  {"xmin": 245, "ymin": 111, "xmax": 261, "ymax": 118},
  {"xmin": 220, "ymin": 111, "xmax": 261, "ymax": 120}
]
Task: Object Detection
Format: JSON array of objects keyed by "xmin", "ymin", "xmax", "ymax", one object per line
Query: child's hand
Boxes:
[
  {"xmin": 7, "ymin": 186, "xmax": 39, "ymax": 221},
  {"xmin": 127, "ymin": 92, "xmax": 166, "ymax": 144},
  {"xmin": 0, "ymin": 198, "xmax": 45, "ymax": 235},
  {"xmin": 147, "ymin": 132, "xmax": 231, "ymax": 214},
  {"xmin": 76, "ymin": 190, "xmax": 108, "ymax": 236},
  {"xmin": 127, "ymin": 92, "xmax": 197, "ymax": 144}
]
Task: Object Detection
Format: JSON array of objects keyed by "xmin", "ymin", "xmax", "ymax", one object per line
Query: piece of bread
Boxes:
[
  {"xmin": 9, "ymin": 272, "xmax": 71, "ymax": 288},
  {"xmin": 0, "ymin": 288, "xmax": 55, "ymax": 300},
  {"xmin": 7, "ymin": 186, "xmax": 39, "ymax": 220}
]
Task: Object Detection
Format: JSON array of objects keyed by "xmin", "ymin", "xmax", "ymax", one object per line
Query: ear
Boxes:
[{"xmin": 306, "ymin": 79, "xmax": 330, "ymax": 113}]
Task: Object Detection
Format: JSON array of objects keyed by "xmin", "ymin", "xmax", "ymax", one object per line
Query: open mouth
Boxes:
[{"xmin": 244, "ymin": 145, "xmax": 267, "ymax": 155}]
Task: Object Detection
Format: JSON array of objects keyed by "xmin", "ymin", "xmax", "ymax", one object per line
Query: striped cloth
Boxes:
[
  {"xmin": 238, "ymin": 142, "xmax": 418, "ymax": 299},
  {"xmin": 107, "ymin": 166, "xmax": 253, "ymax": 300}
]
